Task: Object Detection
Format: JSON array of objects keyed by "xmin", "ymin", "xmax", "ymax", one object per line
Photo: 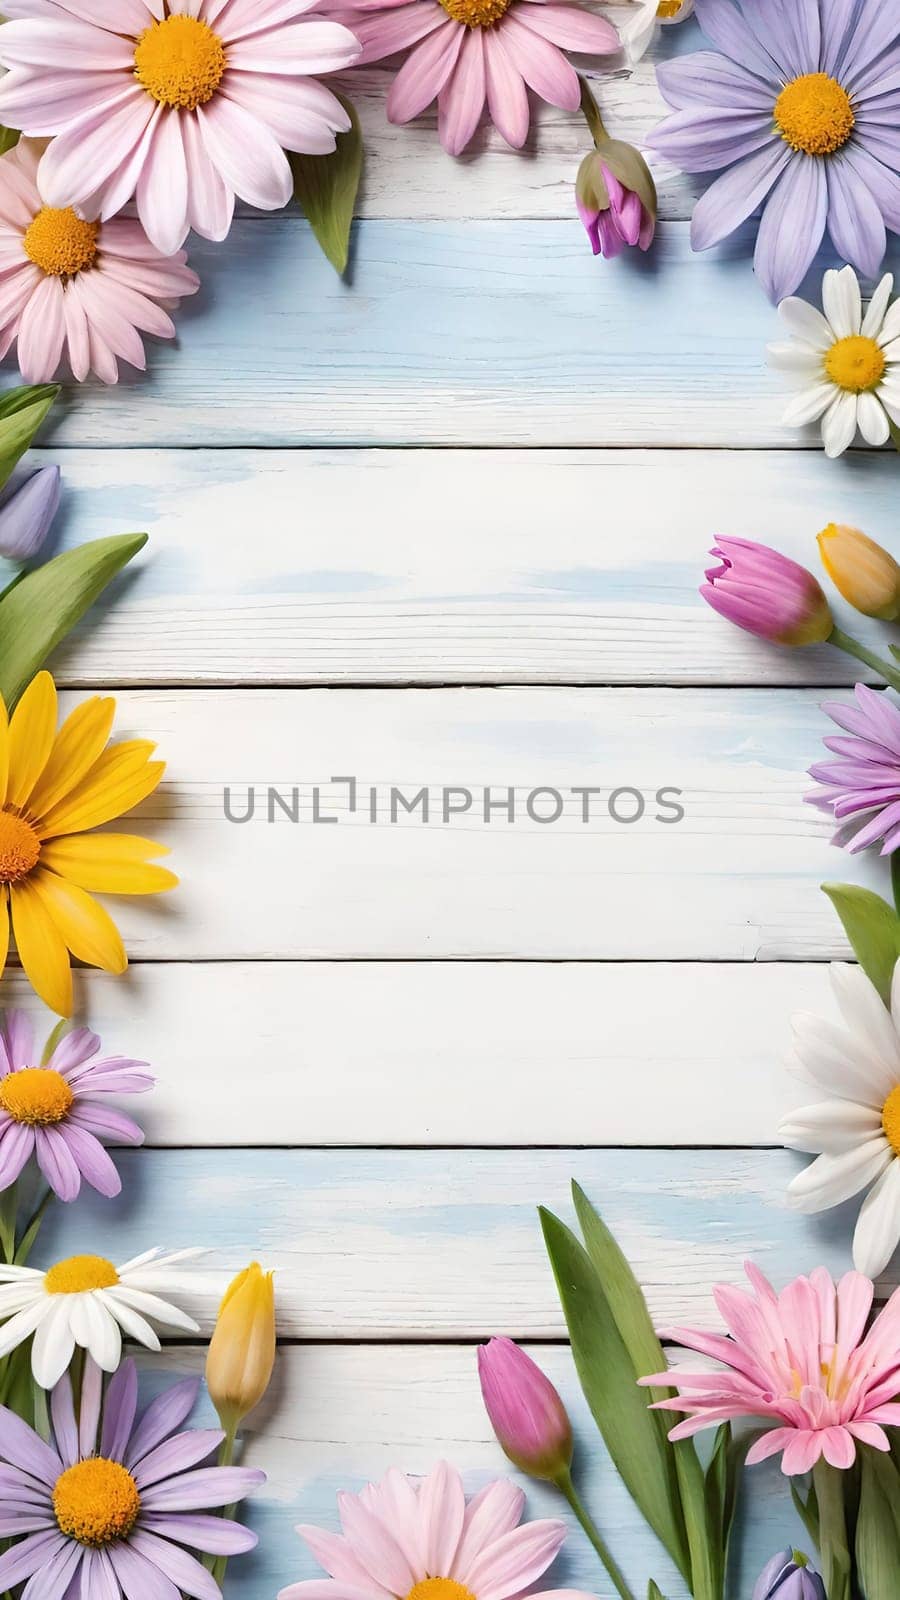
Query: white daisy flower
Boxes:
[
  {"xmin": 0, "ymin": 1247, "xmax": 206, "ymax": 1389},
  {"xmin": 619, "ymin": 0, "xmax": 694, "ymax": 67},
  {"xmin": 768, "ymin": 265, "xmax": 900, "ymax": 458},
  {"xmin": 780, "ymin": 961, "xmax": 900, "ymax": 1278}
]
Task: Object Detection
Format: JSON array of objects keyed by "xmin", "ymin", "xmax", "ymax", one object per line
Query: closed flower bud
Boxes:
[
  {"xmin": 478, "ymin": 1337, "xmax": 573, "ymax": 1481},
  {"xmin": 0, "ymin": 465, "xmax": 60, "ymax": 561},
  {"xmin": 753, "ymin": 1551, "xmax": 825, "ymax": 1600},
  {"xmin": 701, "ymin": 536, "xmax": 833, "ymax": 646},
  {"xmin": 817, "ymin": 523, "xmax": 900, "ymax": 620},
  {"xmin": 206, "ymin": 1262, "xmax": 275, "ymax": 1433},
  {"xmin": 576, "ymin": 141, "xmax": 657, "ymax": 258}
]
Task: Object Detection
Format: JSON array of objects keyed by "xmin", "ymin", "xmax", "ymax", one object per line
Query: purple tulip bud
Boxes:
[
  {"xmin": 753, "ymin": 1551, "xmax": 825, "ymax": 1600},
  {"xmin": 0, "ymin": 465, "xmax": 60, "ymax": 561},
  {"xmin": 701, "ymin": 536, "xmax": 833, "ymax": 647},
  {"xmin": 576, "ymin": 143, "xmax": 656, "ymax": 259},
  {"xmin": 478, "ymin": 1338, "xmax": 573, "ymax": 1481}
]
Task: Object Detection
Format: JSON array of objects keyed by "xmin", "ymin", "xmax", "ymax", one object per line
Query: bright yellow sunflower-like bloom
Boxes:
[{"xmin": 0, "ymin": 671, "xmax": 176, "ymax": 1016}]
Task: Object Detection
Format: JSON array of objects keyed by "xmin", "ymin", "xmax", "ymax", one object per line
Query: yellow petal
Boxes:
[
  {"xmin": 30, "ymin": 870, "xmax": 127, "ymax": 976},
  {"xmin": 37, "ymin": 742, "xmax": 164, "ymax": 839},
  {"xmin": 0, "ymin": 888, "xmax": 8, "ymax": 983},
  {"xmin": 28, "ymin": 695, "xmax": 116, "ymax": 822},
  {"xmin": 10, "ymin": 876, "xmax": 72, "ymax": 1017},
  {"xmin": 7, "ymin": 672, "xmax": 57, "ymax": 810},
  {"xmin": 39, "ymin": 833, "xmax": 178, "ymax": 895},
  {"xmin": 0, "ymin": 696, "xmax": 9, "ymax": 810}
]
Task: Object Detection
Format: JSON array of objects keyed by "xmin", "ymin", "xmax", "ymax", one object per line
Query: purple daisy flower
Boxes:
[
  {"xmin": 0, "ymin": 1356, "xmax": 264, "ymax": 1600},
  {"xmin": 807, "ymin": 683, "xmax": 900, "ymax": 852},
  {"xmin": 647, "ymin": 0, "xmax": 900, "ymax": 303},
  {"xmin": 0, "ymin": 1012, "xmax": 152, "ymax": 1203}
]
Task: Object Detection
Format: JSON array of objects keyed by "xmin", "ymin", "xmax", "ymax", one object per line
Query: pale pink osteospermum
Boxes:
[
  {"xmin": 341, "ymin": 0, "xmax": 619, "ymax": 156},
  {"xmin": 639, "ymin": 1262, "xmax": 900, "ymax": 1476},
  {"xmin": 279, "ymin": 1460, "xmax": 597, "ymax": 1600},
  {"xmin": 0, "ymin": 0, "xmax": 362, "ymax": 256},
  {"xmin": 0, "ymin": 139, "xmax": 198, "ymax": 384}
]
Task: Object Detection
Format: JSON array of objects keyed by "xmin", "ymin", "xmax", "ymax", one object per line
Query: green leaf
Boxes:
[
  {"xmin": 540, "ymin": 1205, "xmax": 691, "ymax": 1583},
  {"xmin": 791, "ymin": 1480, "xmax": 820, "ymax": 1550},
  {"xmin": 0, "ymin": 128, "xmax": 18, "ymax": 158},
  {"xmin": 647, "ymin": 1586, "xmax": 665, "ymax": 1600},
  {"xmin": 857, "ymin": 1450, "xmax": 900, "ymax": 1599},
  {"xmin": 0, "ymin": 531, "xmax": 147, "ymax": 708},
  {"xmin": 0, "ymin": 385, "xmax": 58, "ymax": 494},
  {"xmin": 822, "ymin": 884, "xmax": 900, "ymax": 1006},
  {"xmin": 289, "ymin": 95, "xmax": 363, "ymax": 276}
]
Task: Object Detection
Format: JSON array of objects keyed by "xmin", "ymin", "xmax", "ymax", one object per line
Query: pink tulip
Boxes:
[
  {"xmin": 701, "ymin": 537, "xmax": 833, "ymax": 646},
  {"xmin": 478, "ymin": 1338, "xmax": 573, "ymax": 1481}
]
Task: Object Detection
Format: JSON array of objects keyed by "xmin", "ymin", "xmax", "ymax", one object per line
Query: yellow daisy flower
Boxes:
[{"xmin": 0, "ymin": 671, "xmax": 176, "ymax": 1017}]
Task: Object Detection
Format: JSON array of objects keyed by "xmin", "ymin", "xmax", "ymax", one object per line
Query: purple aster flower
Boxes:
[
  {"xmin": 807, "ymin": 683, "xmax": 900, "ymax": 853},
  {"xmin": 647, "ymin": 0, "xmax": 900, "ymax": 302},
  {"xmin": 0, "ymin": 1011, "xmax": 153, "ymax": 1202},
  {"xmin": 0, "ymin": 1356, "xmax": 264, "ymax": 1599}
]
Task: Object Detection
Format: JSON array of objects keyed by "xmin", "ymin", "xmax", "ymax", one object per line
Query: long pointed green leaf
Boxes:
[
  {"xmin": 290, "ymin": 95, "xmax": 363, "ymax": 276},
  {"xmin": 822, "ymin": 884, "xmax": 900, "ymax": 1005},
  {"xmin": 857, "ymin": 1450, "xmax": 900, "ymax": 1599},
  {"xmin": 540, "ymin": 1206, "xmax": 690, "ymax": 1582},
  {"xmin": 0, "ymin": 386, "xmax": 59, "ymax": 494},
  {"xmin": 0, "ymin": 532, "xmax": 147, "ymax": 708}
]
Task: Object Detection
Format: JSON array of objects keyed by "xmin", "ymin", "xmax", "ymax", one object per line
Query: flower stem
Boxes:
[
  {"xmin": 812, "ymin": 1460, "xmax": 852, "ymax": 1600},
  {"xmin": 888, "ymin": 418, "xmax": 900, "ymax": 456},
  {"xmin": 209, "ymin": 1421, "xmax": 239, "ymax": 1590},
  {"xmin": 579, "ymin": 77, "xmax": 607, "ymax": 147},
  {"xmin": 830, "ymin": 625, "xmax": 900, "ymax": 693},
  {"xmin": 555, "ymin": 1467, "xmax": 637, "ymax": 1600}
]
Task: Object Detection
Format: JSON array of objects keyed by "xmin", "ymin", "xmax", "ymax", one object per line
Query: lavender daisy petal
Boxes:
[
  {"xmin": 807, "ymin": 689, "xmax": 900, "ymax": 853},
  {"xmin": 34, "ymin": 1127, "xmax": 82, "ymax": 1203},
  {"xmin": 691, "ymin": 141, "xmax": 791, "ymax": 248},
  {"xmin": 101, "ymin": 1359, "xmax": 139, "ymax": 1463},
  {"xmin": 841, "ymin": 0, "xmax": 900, "ymax": 84},
  {"xmin": 694, "ymin": 0, "xmax": 784, "ymax": 80},
  {"xmin": 125, "ymin": 1377, "xmax": 201, "ymax": 1468},
  {"xmin": 656, "ymin": 51, "xmax": 774, "ymax": 110},
  {"xmin": 20, "ymin": 1532, "xmax": 83, "ymax": 1600},
  {"xmin": 755, "ymin": 157, "xmax": 828, "ymax": 302},
  {"xmin": 0, "ymin": 1406, "xmax": 62, "ymax": 1483},
  {"xmin": 79, "ymin": 1358, "xmax": 103, "ymax": 1459},
  {"xmin": 129, "ymin": 1528, "xmax": 223, "ymax": 1600},
  {"xmin": 47, "ymin": 1029, "xmax": 101, "ymax": 1078},
  {"xmin": 108, "ymin": 1540, "xmax": 183, "ymax": 1600},
  {"xmin": 66, "ymin": 1055, "xmax": 154, "ymax": 1094},
  {"xmin": 141, "ymin": 1466, "xmax": 266, "ymax": 1512},
  {"xmin": 821, "ymin": 0, "xmax": 861, "ymax": 74},
  {"xmin": 0, "ymin": 1123, "xmax": 36, "ymax": 1192},
  {"xmin": 743, "ymin": 0, "xmax": 818, "ymax": 78},
  {"xmin": 647, "ymin": 106, "xmax": 774, "ymax": 172},
  {"xmin": 79, "ymin": 1546, "xmax": 120, "ymax": 1600},
  {"xmin": 1, "ymin": 1012, "xmax": 33, "ymax": 1074},
  {"xmin": 133, "ymin": 1430, "xmax": 225, "ymax": 1491},
  {"xmin": 67, "ymin": 1104, "xmax": 144, "ymax": 1145},
  {"xmin": 842, "ymin": 145, "xmax": 900, "ymax": 231},
  {"xmin": 827, "ymin": 156, "xmax": 888, "ymax": 273},
  {"xmin": 141, "ymin": 1512, "xmax": 259, "ymax": 1556},
  {"xmin": 59, "ymin": 1126, "xmax": 122, "ymax": 1199},
  {"xmin": 0, "ymin": 1529, "xmax": 67, "ymax": 1588},
  {"xmin": 50, "ymin": 1376, "xmax": 78, "ymax": 1470}
]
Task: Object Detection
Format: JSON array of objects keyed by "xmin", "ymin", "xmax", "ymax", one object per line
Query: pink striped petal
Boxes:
[
  {"xmin": 17, "ymin": 274, "xmax": 65, "ymax": 381},
  {"xmin": 37, "ymin": 90, "xmax": 154, "ymax": 209},
  {"xmin": 197, "ymin": 93, "xmax": 293, "ymax": 210},
  {"xmin": 136, "ymin": 109, "xmax": 189, "ymax": 255},
  {"xmin": 0, "ymin": 18, "xmax": 135, "ymax": 69},
  {"xmin": 221, "ymin": 71, "xmax": 349, "ymax": 154},
  {"xmin": 351, "ymin": 2, "xmax": 445, "ymax": 66},
  {"xmin": 511, "ymin": 2, "xmax": 618, "ymax": 55},
  {"xmin": 496, "ymin": 12, "xmax": 579, "ymax": 110},
  {"xmin": 387, "ymin": 20, "xmax": 464, "ymax": 122},
  {"xmin": 226, "ymin": 19, "xmax": 360, "ymax": 72},
  {"xmin": 439, "ymin": 28, "xmax": 486, "ymax": 154},
  {"xmin": 483, "ymin": 29, "xmax": 530, "ymax": 146},
  {"xmin": 181, "ymin": 108, "xmax": 234, "ymax": 241}
]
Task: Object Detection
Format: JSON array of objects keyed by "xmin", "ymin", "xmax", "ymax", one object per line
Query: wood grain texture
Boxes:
[
  {"xmin": 40, "ymin": 1147, "xmax": 865, "ymax": 1338},
  {"xmin": 51, "ymin": 685, "xmax": 876, "ymax": 964},
  {"xmin": 0, "ymin": 960, "xmax": 826, "ymax": 1146},
  {"xmin": 33, "ymin": 221, "xmax": 888, "ymax": 450},
  {"xmin": 150, "ymin": 1343, "xmax": 806, "ymax": 1600},
  {"xmin": 38, "ymin": 448, "xmax": 896, "ymax": 689}
]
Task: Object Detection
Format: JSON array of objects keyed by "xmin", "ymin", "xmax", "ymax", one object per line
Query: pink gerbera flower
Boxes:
[
  {"xmin": 344, "ymin": 0, "xmax": 619, "ymax": 155},
  {"xmin": 0, "ymin": 0, "xmax": 361, "ymax": 256},
  {"xmin": 279, "ymin": 1461, "xmax": 596, "ymax": 1600},
  {"xmin": 0, "ymin": 139, "xmax": 198, "ymax": 383},
  {"xmin": 639, "ymin": 1262, "xmax": 900, "ymax": 1476}
]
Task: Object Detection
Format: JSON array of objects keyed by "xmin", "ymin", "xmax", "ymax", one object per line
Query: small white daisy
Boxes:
[
  {"xmin": 780, "ymin": 960, "xmax": 900, "ymax": 1278},
  {"xmin": 619, "ymin": 0, "xmax": 694, "ymax": 67},
  {"xmin": 768, "ymin": 265, "xmax": 900, "ymax": 458},
  {"xmin": 0, "ymin": 1247, "xmax": 206, "ymax": 1388}
]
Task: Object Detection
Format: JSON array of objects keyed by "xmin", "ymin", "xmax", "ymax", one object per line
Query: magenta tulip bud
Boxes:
[
  {"xmin": 478, "ymin": 1338, "xmax": 573, "ymax": 1481},
  {"xmin": 0, "ymin": 465, "xmax": 60, "ymax": 561},
  {"xmin": 576, "ymin": 143, "xmax": 656, "ymax": 259},
  {"xmin": 701, "ymin": 536, "xmax": 833, "ymax": 647}
]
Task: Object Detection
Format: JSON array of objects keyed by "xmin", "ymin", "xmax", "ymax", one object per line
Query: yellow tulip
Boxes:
[
  {"xmin": 818, "ymin": 524, "xmax": 900, "ymax": 621},
  {"xmin": 206, "ymin": 1263, "xmax": 275, "ymax": 1434}
]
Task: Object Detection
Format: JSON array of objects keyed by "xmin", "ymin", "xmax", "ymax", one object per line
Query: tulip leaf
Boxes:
[
  {"xmin": 857, "ymin": 1449, "xmax": 900, "ymax": 1599},
  {"xmin": 0, "ymin": 385, "xmax": 58, "ymax": 495},
  {"xmin": 540, "ymin": 1205, "xmax": 691, "ymax": 1583},
  {"xmin": 0, "ymin": 532, "xmax": 147, "ymax": 709},
  {"xmin": 647, "ymin": 1586, "xmax": 665, "ymax": 1600},
  {"xmin": 822, "ymin": 884, "xmax": 900, "ymax": 1007},
  {"xmin": 290, "ymin": 95, "xmax": 363, "ymax": 277}
]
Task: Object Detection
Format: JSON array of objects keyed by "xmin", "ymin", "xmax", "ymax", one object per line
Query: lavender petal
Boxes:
[
  {"xmin": 126, "ymin": 1377, "xmax": 202, "ymax": 1469},
  {"xmin": 130, "ymin": 1528, "xmax": 225, "ymax": 1600},
  {"xmin": 100, "ymin": 1358, "xmax": 139, "ymax": 1463},
  {"xmin": 133, "ymin": 1430, "xmax": 225, "ymax": 1492},
  {"xmin": 140, "ymin": 1466, "xmax": 266, "ymax": 1513},
  {"xmin": 141, "ymin": 1512, "xmax": 258, "ymax": 1556},
  {"xmin": 755, "ymin": 155, "xmax": 828, "ymax": 302}
]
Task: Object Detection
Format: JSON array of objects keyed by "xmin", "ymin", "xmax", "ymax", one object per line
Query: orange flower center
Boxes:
[
  {"xmin": 44, "ymin": 1254, "xmax": 120, "ymax": 1295},
  {"xmin": 134, "ymin": 14, "xmax": 227, "ymax": 110},
  {"xmin": 0, "ymin": 810, "xmax": 40, "ymax": 884},
  {"xmin": 825, "ymin": 335, "xmax": 886, "ymax": 394},
  {"xmin": 0, "ymin": 1068, "xmax": 73, "ymax": 1126},
  {"xmin": 54, "ymin": 1458, "xmax": 141, "ymax": 1547},
  {"xmin": 438, "ymin": 0, "xmax": 511, "ymax": 25},
  {"xmin": 657, "ymin": 0, "xmax": 685, "ymax": 14},
  {"xmin": 774, "ymin": 72, "xmax": 855, "ymax": 156},
  {"xmin": 883, "ymin": 1085, "xmax": 900, "ymax": 1157},
  {"xmin": 407, "ymin": 1583, "xmax": 476, "ymax": 1600},
  {"xmin": 23, "ymin": 207, "xmax": 99, "ymax": 277}
]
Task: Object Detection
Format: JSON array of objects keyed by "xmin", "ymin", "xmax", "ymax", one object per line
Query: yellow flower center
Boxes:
[
  {"xmin": 408, "ymin": 1584, "xmax": 476, "ymax": 1600},
  {"xmin": 134, "ymin": 14, "xmax": 227, "ymax": 110},
  {"xmin": 438, "ymin": 0, "xmax": 510, "ymax": 26},
  {"xmin": 657, "ymin": 0, "xmax": 685, "ymax": 15},
  {"xmin": 0, "ymin": 810, "xmax": 40, "ymax": 885},
  {"xmin": 44, "ymin": 1254, "xmax": 120, "ymax": 1295},
  {"xmin": 883, "ymin": 1085, "xmax": 900, "ymax": 1156},
  {"xmin": 53, "ymin": 1458, "xmax": 141, "ymax": 1547},
  {"xmin": 824, "ymin": 335, "xmax": 886, "ymax": 394},
  {"xmin": 22, "ymin": 207, "xmax": 99, "ymax": 278},
  {"xmin": 0, "ymin": 1068, "xmax": 73, "ymax": 1126},
  {"xmin": 774, "ymin": 72, "xmax": 855, "ymax": 156}
]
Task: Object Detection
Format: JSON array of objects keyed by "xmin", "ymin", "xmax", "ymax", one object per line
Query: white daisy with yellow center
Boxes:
[
  {"xmin": 781, "ymin": 960, "xmax": 900, "ymax": 1279},
  {"xmin": 0, "ymin": 1247, "xmax": 207, "ymax": 1389},
  {"xmin": 768, "ymin": 264, "xmax": 900, "ymax": 458},
  {"xmin": 619, "ymin": 0, "xmax": 694, "ymax": 66}
]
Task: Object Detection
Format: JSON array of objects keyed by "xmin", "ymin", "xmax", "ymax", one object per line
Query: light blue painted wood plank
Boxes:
[
  {"xmin": 36, "ymin": 1147, "xmax": 865, "ymax": 1337},
  {"xmin": 26, "ymin": 222, "xmax": 895, "ymax": 448}
]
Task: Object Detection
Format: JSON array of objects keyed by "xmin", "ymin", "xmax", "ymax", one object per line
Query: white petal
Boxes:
[
  {"xmin": 778, "ymin": 295, "xmax": 833, "ymax": 349},
  {"xmin": 787, "ymin": 1138, "xmax": 892, "ymax": 1212},
  {"xmin": 832, "ymin": 963, "xmax": 900, "ymax": 1074},
  {"xmin": 858, "ymin": 391, "xmax": 891, "ymax": 446},
  {"xmin": 853, "ymin": 1158, "xmax": 900, "ymax": 1277},
  {"xmin": 821, "ymin": 391, "xmax": 859, "ymax": 457},
  {"xmin": 782, "ymin": 382, "xmax": 835, "ymax": 426},
  {"xmin": 780, "ymin": 1098, "xmax": 884, "ymax": 1153},
  {"xmin": 823, "ymin": 264, "xmax": 863, "ymax": 338},
  {"xmin": 767, "ymin": 340, "xmax": 824, "ymax": 374},
  {"xmin": 31, "ymin": 1299, "xmax": 76, "ymax": 1391},
  {"xmin": 862, "ymin": 273, "xmax": 894, "ymax": 338},
  {"xmin": 790, "ymin": 1012, "xmax": 896, "ymax": 1104}
]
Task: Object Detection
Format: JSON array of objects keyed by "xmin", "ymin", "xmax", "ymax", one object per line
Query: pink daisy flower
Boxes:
[
  {"xmin": 0, "ymin": 0, "xmax": 361, "ymax": 256},
  {"xmin": 344, "ymin": 0, "xmax": 619, "ymax": 155},
  {"xmin": 279, "ymin": 1460, "xmax": 596, "ymax": 1600},
  {"xmin": 639, "ymin": 1262, "xmax": 900, "ymax": 1476},
  {"xmin": 0, "ymin": 139, "xmax": 199, "ymax": 384}
]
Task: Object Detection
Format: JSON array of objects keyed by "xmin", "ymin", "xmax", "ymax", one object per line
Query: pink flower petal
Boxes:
[
  {"xmin": 197, "ymin": 93, "xmax": 293, "ymax": 210},
  {"xmin": 221, "ymin": 71, "xmax": 349, "ymax": 154},
  {"xmin": 464, "ymin": 1520, "xmax": 567, "ymax": 1600},
  {"xmin": 496, "ymin": 12, "xmax": 579, "ymax": 110},
  {"xmin": 439, "ymin": 28, "xmax": 486, "ymax": 154},
  {"xmin": 61, "ymin": 283, "xmax": 91, "ymax": 382},
  {"xmin": 136, "ymin": 109, "xmax": 189, "ymax": 255},
  {"xmin": 337, "ymin": 1492, "xmax": 415, "ymax": 1596},
  {"xmin": 351, "ymin": 1, "xmax": 445, "ymax": 64},
  {"xmin": 17, "ymin": 273, "xmax": 65, "ymax": 382},
  {"xmin": 0, "ymin": 17, "xmax": 135, "ymax": 69},
  {"xmin": 218, "ymin": 0, "xmax": 323, "ymax": 35},
  {"xmin": 387, "ymin": 20, "xmax": 464, "ymax": 123},
  {"xmin": 454, "ymin": 1482, "xmax": 525, "ymax": 1584},
  {"xmin": 37, "ymin": 90, "xmax": 155, "ymax": 209},
  {"xmin": 483, "ymin": 29, "xmax": 530, "ymax": 147},
  {"xmin": 419, "ymin": 1462, "xmax": 465, "ymax": 1579},
  {"xmin": 511, "ymin": 1, "xmax": 618, "ymax": 55},
  {"xmin": 181, "ymin": 108, "xmax": 235, "ymax": 241},
  {"xmin": 73, "ymin": 272, "xmax": 148, "ymax": 369},
  {"xmin": 0, "ymin": 69, "xmax": 140, "ymax": 136},
  {"xmin": 226, "ymin": 19, "xmax": 361, "ymax": 72}
]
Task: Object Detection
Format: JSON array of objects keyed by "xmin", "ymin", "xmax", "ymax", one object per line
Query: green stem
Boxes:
[
  {"xmin": 555, "ymin": 1468, "xmax": 637, "ymax": 1600},
  {"xmin": 888, "ymin": 418, "xmax": 900, "ymax": 456},
  {"xmin": 812, "ymin": 1460, "xmax": 852, "ymax": 1600},
  {"xmin": 830, "ymin": 625, "xmax": 900, "ymax": 693},
  {"xmin": 209, "ymin": 1422, "xmax": 239, "ymax": 1590},
  {"xmin": 579, "ymin": 77, "xmax": 607, "ymax": 147}
]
